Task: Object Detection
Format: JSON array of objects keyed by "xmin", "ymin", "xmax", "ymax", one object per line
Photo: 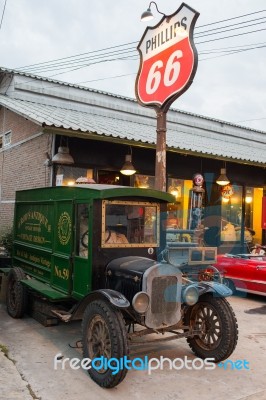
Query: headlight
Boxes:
[
  {"xmin": 182, "ymin": 285, "xmax": 199, "ymax": 306},
  {"xmin": 132, "ymin": 292, "xmax": 150, "ymax": 314}
]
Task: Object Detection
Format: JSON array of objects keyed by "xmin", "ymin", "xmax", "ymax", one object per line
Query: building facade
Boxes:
[{"xmin": 0, "ymin": 67, "xmax": 265, "ymax": 252}]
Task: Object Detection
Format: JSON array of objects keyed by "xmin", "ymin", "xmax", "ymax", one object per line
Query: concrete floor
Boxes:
[{"xmin": 0, "ymin": 293, "xmax": 266, "ymax": 400}]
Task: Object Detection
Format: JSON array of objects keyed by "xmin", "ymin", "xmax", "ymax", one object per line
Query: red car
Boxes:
[{"xmin": 214, "ymin": 252, "xmax": 266, "ymax": 296}]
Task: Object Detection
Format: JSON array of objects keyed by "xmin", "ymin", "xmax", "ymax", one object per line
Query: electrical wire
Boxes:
[
  {"xmin": 199, "ymin": 40, "xmax": 266, "ymax": 54},
  {"xmin": 196, "ymin": 27, "xmax": 266, "ymax": 45},
  {"xmin": 200, "ymin": 43, "xmax": 266, "ymax": 61},
  {"xmin": 0, "ymin": 0, "xmax": 7, "ymax": 31},
  {"xmin": 194, "ymin": 17, "xmax": 266, "ymax": 38},
  {"xmin": 235, "ymin": 117, "xmax": 266, "ymax": 123},
  {"xmin": 195, "ymin": 9, "xmax": 266, "ymax": 29},
  {"xmin": 17, "ymin": 24, "xmax": 265, "ymax": 77},
  {"xmin": 0, "ymin": 8, "xmax": 265, "ymax": 128},
  {"xmin": 14, "ymin": 9, "xmax": 266, "ymax": 76},
  {"xmin": 17, "ymin": 41, "xmax": 138, "ymax": 71},
  {"xmin": 2, "ymin": 35, "xmax": 264, "ymax": 92},
  {"xmin": 1, "ymin": 9, "xmax": 265, "ymax": 95},
  {"xmin": 19, "ymin": 47, "xmax": 137, "ymax": 73}
]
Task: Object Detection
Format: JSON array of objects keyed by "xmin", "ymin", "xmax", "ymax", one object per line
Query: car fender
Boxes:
[
  {"xmin": 69, "ymin": 289, "xmax": 130, "ymax": 321},
  {"xmin": 198, "ymin": 281, "xmax": 232, "ymax": 297}
]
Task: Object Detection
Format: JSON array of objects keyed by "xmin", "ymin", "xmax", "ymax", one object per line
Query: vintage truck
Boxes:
[{"xmin": 3, "ymin": 184, "xmax": 238, "ymax": 388}]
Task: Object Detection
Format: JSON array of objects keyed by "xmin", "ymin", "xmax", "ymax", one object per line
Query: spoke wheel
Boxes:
[
  {"xmin": 184, "ymin": 293, "xmax": 238, "ymax": 362},
  {"xmin": 191, "ymin": 302, "xmax": 222, "ymax": 350},
  {"xmin": 82, "ymin": 299, "xmax": 128, "ymax": 388},
  {"xmin": 88, "ymin": 314, "xmax": 112, "ymax": 373},
  {"xmin": 6, "ymin": 267, "xmax": 27, "ymax": 318}
]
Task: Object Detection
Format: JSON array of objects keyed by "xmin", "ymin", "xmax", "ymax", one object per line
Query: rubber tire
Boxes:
[
  {"xmin": 6, "ymin": 267, "xmax": 28, "ymax": 318},
  {"xmin": 82, "ymin": 300, "xmax": 128, "ymax": 388},
  {"xmin": 184, "ymin": 293, "xmax": 238, "ymax": 362}
]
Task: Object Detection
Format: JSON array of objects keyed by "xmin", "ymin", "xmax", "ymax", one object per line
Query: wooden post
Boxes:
[{"xmin": 155, "ymin": 110, "xmax": 167, "ymax": 192}]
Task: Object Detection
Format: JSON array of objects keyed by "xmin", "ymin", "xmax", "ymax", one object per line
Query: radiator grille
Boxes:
[
  {"xmin": 151, "ymin": 276, "xmax": 178, "ymax": 313},
  {"xmin": 142, "ymin": 263, "xmax": 182, "ymax": 329}
]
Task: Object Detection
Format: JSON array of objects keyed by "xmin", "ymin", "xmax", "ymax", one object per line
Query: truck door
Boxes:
[{"xmin": 72, "ymin": 203, "xmax": 92, "ymax": 299}]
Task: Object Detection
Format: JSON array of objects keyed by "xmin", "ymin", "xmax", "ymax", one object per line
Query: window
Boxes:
[
  {"xmin": 134, "ymin": 174, "xmax": 155, "ymax": 189},
  {"xmin": 76, "ymin": 204, "xmax": 89, "ymax": 257},
  {"xmin": 167, "ymin": 178, "xmax": 193, "ymax": 230},
  {"xmin": 221, "ymin": 185, "xmax": 263, "ymax": 248},
  {"xmin": 245, "ymin": 186, "xmax": 263, "ymax": 246},
  {"xmin": 221, "ymin": 184, "xmax": 243, "ymax": 242},
  {"xmin": 55, "ymin": 166, "xmax": 94, "ymax": 186},
  {"xmin": 98, "ymin": 170, "xmax": 120, "ymax": 185},
  {"xmin": 102, "ymin": 200, "xmax": 159, "ymax": 247},
  {"xmin": 3, "ymin": 131, "xmax": 11, "ymax": 147}
]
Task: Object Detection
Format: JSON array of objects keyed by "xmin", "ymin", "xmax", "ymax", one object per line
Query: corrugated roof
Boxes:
[
  {"xmin": 0, "ymin": 94, "xmax": 265, "ymax": 165},
  {"xmin": 1, "ymin": 66, "xmax": 265, "ymax": 135},
  {"xmin": 0, "ymin": 66, "xmax": 134, "ymax": 101},
  {"xmin": 1, "ymin": 66, "xmax": 266, "ymax": 166}
]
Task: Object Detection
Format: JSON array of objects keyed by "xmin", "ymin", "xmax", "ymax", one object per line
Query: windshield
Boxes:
[{"xmin": 101, "ymin": 200, "xmax": 160, "ymax": 247}]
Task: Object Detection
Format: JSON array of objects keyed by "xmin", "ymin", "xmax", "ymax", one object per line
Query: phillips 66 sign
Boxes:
[{"xmin": 136, "ymin": 3, "xmax": 199, "ymax": 112}]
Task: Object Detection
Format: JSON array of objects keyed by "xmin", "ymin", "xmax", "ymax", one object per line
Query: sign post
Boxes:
[
  {"xmin": 136, "ymin": 3, "xmax": 199, "ymax": 191},
  {"xmin": 155, "ymin": 110, "xmax": 167, "ymax": 191}
]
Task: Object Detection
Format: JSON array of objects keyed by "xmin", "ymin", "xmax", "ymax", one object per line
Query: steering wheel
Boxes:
[
  {"xmin": 81, "ymin": 230, "xmax": 89, "ymax": 248},
  {"xmin": 105, "ymin": 229, "xmax": 112, "ymax": 243}
]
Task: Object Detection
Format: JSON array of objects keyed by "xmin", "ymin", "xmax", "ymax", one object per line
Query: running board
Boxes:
[
  {"xmin": 21, "ymin": 279, "xmax": 70, "ymax": 301},
  {"xmin": 51, "ymin": 309, "xmax": 72, "ymax": 322}
]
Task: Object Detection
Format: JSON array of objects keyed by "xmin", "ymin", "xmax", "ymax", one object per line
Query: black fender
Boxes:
[{"xmin": 70, "ymin": 289, "xmax": 130, "ymax": 321}]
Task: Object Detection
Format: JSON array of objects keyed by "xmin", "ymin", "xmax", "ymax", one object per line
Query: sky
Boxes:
[{"xmin": 0, "ymin": 0, "xmax": 265, "ymax": 131}]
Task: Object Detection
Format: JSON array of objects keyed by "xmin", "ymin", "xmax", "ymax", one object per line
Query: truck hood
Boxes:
[
  {"xmin": 106, "ymin": 256, "xmax": 156, "ymax": 278},
  {"xmin": 106, "ymin": 256, "xmax": 157, "ymax": 302}
]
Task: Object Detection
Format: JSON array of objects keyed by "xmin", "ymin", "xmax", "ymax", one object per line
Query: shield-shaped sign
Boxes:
[{"xmin": 135, "ymin": 3, "xmax": 199, "ymax": 112}]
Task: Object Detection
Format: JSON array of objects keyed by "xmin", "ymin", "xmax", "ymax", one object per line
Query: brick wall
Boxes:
[{"xmin": 0, "ymin": 107, "xmax": 53, "ymax": 235}]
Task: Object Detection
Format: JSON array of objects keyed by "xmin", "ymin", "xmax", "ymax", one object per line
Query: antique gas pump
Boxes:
[{"xmin": 189, "ymin": 173, "xmax": 205, "ymax": 230}]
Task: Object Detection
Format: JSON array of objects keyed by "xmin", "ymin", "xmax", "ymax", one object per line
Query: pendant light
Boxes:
[
  {"xmin": 52, "ymin": 137, "xmax": 74, "ymax": 165},
  {"xmin": 216, "ymin": 167, "xmax": 230, "ymax": 186},
  {"xmin": 140, "ymin": 1, "xmax": 166, "ymax": 22},
  {"xmin": 120, "ymin": 147, "xmax": 136, "ymax": 176}
]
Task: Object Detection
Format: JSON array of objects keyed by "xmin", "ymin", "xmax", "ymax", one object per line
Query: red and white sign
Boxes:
[
  {"xmin": 135, "ymin": 3, "xmax": 199, "ymax": 111},
  {"xmin": 193, "ymin": 173, "xmax": 204, "ymax": 187},
  {"xmin": 221, "ymin": 184, "xmax": 234, "ymax": 199}
]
